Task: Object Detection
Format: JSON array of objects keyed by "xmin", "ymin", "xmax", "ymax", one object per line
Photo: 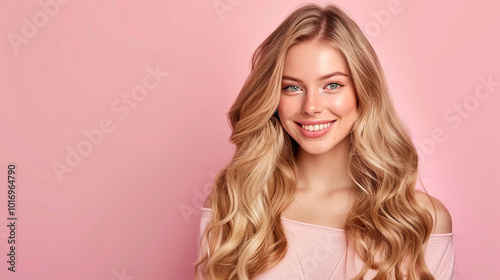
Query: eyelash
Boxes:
[{"xmin": 282, "ymin": 82, "xmax": 344, "ymax": 92}]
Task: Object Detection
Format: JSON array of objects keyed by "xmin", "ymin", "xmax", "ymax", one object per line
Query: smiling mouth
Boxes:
[{"xmin": 296, "ymin": 121, "xmax": 335, "ymax": 132}]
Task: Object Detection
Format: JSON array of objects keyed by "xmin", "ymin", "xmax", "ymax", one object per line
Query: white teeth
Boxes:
[{"xmin": 301, "ymin": 121, "xmax": 334, "ymax": 131}]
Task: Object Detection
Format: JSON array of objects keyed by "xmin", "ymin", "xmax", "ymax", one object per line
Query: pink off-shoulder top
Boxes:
[{"xmin": 197, "ymin": 207, "xmax": 455, "ymax": 280}]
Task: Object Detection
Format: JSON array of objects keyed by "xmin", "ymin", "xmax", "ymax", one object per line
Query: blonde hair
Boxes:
[{"xmin": 195, "ymin": 3, "xmax": 435, "ymax": 280}]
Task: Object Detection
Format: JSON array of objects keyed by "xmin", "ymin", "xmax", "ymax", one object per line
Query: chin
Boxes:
[{"xmin": 298, "ymin": 144, "xmax": 335, "ymax": 155}]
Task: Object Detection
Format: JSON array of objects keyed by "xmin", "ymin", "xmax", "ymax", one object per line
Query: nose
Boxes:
[{"xmin": 302, "ymin": 89, "xmax": 323, "ymax": 115}]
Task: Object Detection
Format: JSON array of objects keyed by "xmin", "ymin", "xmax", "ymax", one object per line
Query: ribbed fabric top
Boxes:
[{"xmin": 197, "ymin": 207, "xmax": 455, "ymax": 280}]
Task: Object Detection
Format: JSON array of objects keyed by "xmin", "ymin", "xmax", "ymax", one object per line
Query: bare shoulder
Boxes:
[{"xmin": 414, "ymin": 190, "xmax": 453, "ymax": 234}]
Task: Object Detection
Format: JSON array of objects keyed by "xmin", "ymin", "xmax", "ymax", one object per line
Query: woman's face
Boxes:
[{"xmin": 278, "ymin": 40, "xmax": 357, "ymax": 156}]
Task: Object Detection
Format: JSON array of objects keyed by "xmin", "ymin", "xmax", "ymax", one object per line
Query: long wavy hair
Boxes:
[{"xmin": 195, "ymin": 3, "xmax": 436, "ymax": 280}]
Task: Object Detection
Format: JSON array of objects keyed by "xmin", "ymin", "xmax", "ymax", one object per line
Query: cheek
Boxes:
[
  {"xmin": 278, "ymin": 97, "xmax": 295, "ymax": 118},
  {"xmin": 277, "ymin": 98, "xmax": 298, "ymax": 133},
  {"xmin": 331, "ymin": 93, "xmax": 357, "ymax": 115}
]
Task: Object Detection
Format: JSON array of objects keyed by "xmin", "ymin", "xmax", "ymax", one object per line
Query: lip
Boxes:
[
  {"xmin": 296, "ymin": 120, "xmax": 336, "ymax": 138},
  {"xmin": 295, "ymin": 120, "xmax": 335, "ymax": 125}
]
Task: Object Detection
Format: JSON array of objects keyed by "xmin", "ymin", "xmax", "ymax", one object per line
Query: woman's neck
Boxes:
[{"xmin": 295, "ymin": 137, "xmax": 355, "ymax": 195}]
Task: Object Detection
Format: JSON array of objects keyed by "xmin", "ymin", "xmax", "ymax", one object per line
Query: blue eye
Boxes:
[
  {"xmin": 327, "ymin": 83, "xmax": 342, "ymax": 90},
  {"xmin": 283, "ymin": 85, "xmax": 301, "ymax": 92}
]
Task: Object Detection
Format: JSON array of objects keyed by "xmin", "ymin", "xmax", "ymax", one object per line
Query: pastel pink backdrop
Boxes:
[{"xmin": 0, "ymin": 0, "xmax": 498, "ymax": 279}]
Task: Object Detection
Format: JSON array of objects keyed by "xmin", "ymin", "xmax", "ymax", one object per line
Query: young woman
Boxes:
[{"xmin": 195, "ymin": 3, "xmax": 455, "ymax": 280}]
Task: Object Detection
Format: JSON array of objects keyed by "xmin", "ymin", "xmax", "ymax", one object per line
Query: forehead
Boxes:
[{"xmin": 282, "ymin": 40, "xmax": 348, "ymax": 78}]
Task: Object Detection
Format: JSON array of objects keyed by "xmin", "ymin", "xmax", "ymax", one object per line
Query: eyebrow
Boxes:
[{"xmin": 282, "ymin": 71, "xmax": 349, "ymax": 82}]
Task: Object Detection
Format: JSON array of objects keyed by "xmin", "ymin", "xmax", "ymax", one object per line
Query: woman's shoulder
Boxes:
[
  {"xmin": 414, "ymin": 190, "xmax": 453, "ymax": 234},
  {"xmin": 203, "ymin": 194, "xmax": 211, "ymax": 208},
  {"xmin": 201, "ymin": 190, "xmax": 452, "ymax": 233}
]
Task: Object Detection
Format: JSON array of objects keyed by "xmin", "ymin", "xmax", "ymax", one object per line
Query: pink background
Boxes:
[{"xmin": 1, "ymin": 0, "xmax": 499, "ymax": 279}]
